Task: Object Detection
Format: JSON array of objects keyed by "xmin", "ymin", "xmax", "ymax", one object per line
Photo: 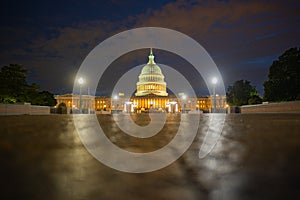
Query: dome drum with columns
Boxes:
[{"xmin": 135, "ymin": 49, "xmax": 168, "ymax": 97}]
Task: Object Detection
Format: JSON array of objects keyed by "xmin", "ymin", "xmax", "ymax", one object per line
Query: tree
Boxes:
[
  {"xmin": 57, "ymin": 102, "xmax": 67, "ymax": 114},
  {"xmin": 0, "ymin": 64, "xmax": 28, "ymax": 102},
  {"xmin": 0, "ymin": 64, "xmax": 57, "ymax": 106},
  {"xmin": 248, "ymin": 94, "xmax": 263, "ymax": 105},
  {"xmin": 36, "ymin": 91, "xmax": 57, "ymax": 106},
  {"xmin": 227, "ymin": 80, "xmax": 261, "ymax": 106},
  {"xmin": 25, "ymin": 83, "xmax": 40, "ymax": 104},
  {"xmin": 264, "ymin": 47, "xmax": 300, "ymax": 101}
]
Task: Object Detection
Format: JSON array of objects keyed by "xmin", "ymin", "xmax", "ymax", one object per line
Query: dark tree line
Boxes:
[
  {"xmin": 264, "ymin": 47, "xmax": 300, "ymax": 101},
  {"xmin": 227, "ymin": 47, "xmax": 300, "ymax": 106},
  {"xmin": 0, "ymin": 64, "xmax": 56, "ymax": 106},
  {"xmin": 226, "ymin": 80, "xmax": 262, "ymax": 106}
]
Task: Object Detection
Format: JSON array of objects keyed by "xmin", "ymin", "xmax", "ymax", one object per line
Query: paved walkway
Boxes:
[{"xmin": 0, "ymin": 114, "xmax": 299, "ymax": 200}]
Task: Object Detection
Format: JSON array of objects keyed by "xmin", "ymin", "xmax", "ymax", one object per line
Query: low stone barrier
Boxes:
[
  {"xmin": 0, "ymin": 103, "xmax": 50, "ymax": 115},
  {"xmin": 96, "ymin": 111, "xmax": 111, "ymax": 114},
  {"xmin": 241, "ymin": 101, "xmax": 300, "ymax": 113}
]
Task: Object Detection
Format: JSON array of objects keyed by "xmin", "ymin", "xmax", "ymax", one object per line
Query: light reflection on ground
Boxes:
[{"xmin": 0, "ymin": 113, "xmax": 299, "ymax": 199}]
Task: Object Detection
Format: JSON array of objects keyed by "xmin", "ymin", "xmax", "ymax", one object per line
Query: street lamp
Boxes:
[
  {"xmin": 182, "ymin": 94, "xmax": 187, "ymax": 113},
  {"xmin": 113, "ymin": 95, "xmax": 118, "ymax": 113},
  {"xmin": 212, "ymin": 77, "xmax": 217, "ymax": 113},
  {"xmin": 78, "ymin": 77, "xmax": 84, "ymax": 113}
]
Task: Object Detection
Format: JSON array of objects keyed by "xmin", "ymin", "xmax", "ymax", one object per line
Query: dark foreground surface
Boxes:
[{"xmin": 0, "ymin": 113, "xmax": 299, "ymax": 200}]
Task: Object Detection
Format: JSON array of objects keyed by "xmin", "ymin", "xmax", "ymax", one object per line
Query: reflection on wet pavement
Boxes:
[{"xmin": 0, "ymin": 114, "xmax": 299, "ymax": 199}]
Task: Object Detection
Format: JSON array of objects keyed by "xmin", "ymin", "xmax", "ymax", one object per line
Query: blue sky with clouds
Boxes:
[{"xmin": 0, "ymin": 0, "xmax": 299, "ymax": 95}]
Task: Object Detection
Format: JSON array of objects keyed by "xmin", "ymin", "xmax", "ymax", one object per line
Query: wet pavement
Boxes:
[{"xmin": 0, "ymin": 113, "xmax": 299, "ymax": 200}]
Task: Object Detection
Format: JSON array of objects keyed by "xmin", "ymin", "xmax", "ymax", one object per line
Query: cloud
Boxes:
[
  {"xmin": 131, "ymin": 0, "xmax": 299, "ymax": 93},
  {"xmin": 0, "ymin": 0, "xmax": 299, "ymax": 94}
]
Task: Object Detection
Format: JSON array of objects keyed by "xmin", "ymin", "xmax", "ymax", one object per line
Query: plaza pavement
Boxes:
[{"xmin": 0, "ymin": 113, "xmax": 299, "ymax": 200}]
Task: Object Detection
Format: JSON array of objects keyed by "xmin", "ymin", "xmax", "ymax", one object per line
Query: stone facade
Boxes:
[{"xmin": 55, "ymin": 94, "xmax": 227, "ymax": 113}]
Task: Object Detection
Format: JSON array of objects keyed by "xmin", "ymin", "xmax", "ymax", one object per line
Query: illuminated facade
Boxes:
[
  {"xmin": 54, "ymin": 94, "xmax": 95, "ymax": 113},
  {"xmin": 55, "ymin": 49, "xmax": 227, "ymax": 113},
  {"xmin": 95, "ymin": 97, "xmax": 111, "ymax": 111},
  {"xmin": 55, "ymin": 94, "xmax": 227, "ymax": 113}
]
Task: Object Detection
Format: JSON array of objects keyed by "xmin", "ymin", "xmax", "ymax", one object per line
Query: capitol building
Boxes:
[{"xmin": 55, "ymin": 49, "xmax": 227, "ymax": 113}]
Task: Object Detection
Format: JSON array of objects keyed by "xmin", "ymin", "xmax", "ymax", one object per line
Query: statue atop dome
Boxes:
[
  {"xmin": 135, "ymin": 49, "xmax": 168, "ymax": 97},
  {"xmin": 148, "ymin": 48, "xmax": 155, "ymax": 64}
]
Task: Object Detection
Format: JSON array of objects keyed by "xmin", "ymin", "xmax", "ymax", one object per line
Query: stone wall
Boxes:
[
  {"xmin": 0, "ymin": 103, "xmax": 50, "ymax": 115},
  {"xmin": 241, "ymin": 101, "xmax": 300, "ymax": 113}
]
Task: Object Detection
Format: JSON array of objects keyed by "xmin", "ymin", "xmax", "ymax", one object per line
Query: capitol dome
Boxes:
[{"xmin": 135, "ymin": 49, "xmax": 168, "ymax": 97}]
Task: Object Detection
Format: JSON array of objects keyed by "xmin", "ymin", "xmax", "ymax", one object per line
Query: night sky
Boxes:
[{"xmin": 1, "ymin": 0, "xmax": 299, "ymax": 96}]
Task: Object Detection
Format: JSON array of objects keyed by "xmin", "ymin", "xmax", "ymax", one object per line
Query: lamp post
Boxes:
[
  {"xmin": 212, "ymin": 77, "xmax": 218, "ymax": 113},
  {"xmin": 87, "ymin": 86, "xmax": 90, "ymax": 114},
  {"xmin": 113, "ymin": 95, "xmax": 118, "ymax": 114},
  {"xmin": 182, "ymin": 94, "xmax": 187, "ymax": 113},
  {"xmin": 78, "ymin": 77, "xmax": 84, "ymax": 114}
]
